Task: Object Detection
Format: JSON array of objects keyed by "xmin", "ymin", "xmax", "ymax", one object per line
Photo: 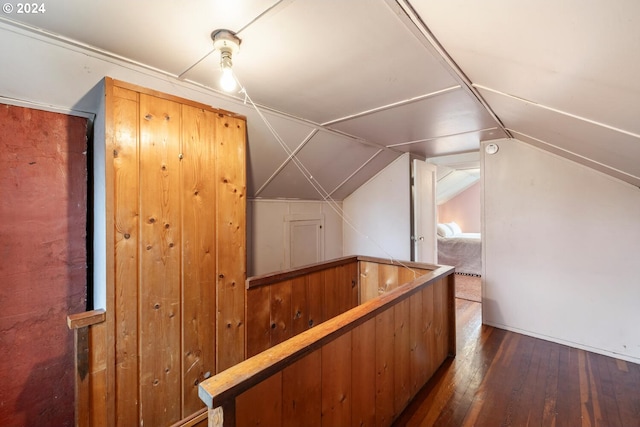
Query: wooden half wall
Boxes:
[
  {"xmin": 245, "ymin": 256, "xmax": 436, "ymax": 357},
  {"xmin": 245, "ymin": 257, "xmax": 359, "ymax": 357},
  {"xmin": 202, "ymin": 257, "xmax": 455, "ymax": 427}
]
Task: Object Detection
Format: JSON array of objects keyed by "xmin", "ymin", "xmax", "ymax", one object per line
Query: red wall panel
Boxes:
[{"xmin": 0, "ymin": 104, "xmax": 87, "ymax": 427}]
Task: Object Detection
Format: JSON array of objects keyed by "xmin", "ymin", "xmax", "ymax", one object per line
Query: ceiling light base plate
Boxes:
[{"xmin": 211, "ymin": 29, "xmax": 241, "ymax": 55}]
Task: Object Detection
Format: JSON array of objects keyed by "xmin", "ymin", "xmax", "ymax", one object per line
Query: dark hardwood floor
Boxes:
[{"xmin": 394, "ymin": 299, "xmax": 640, "ymax": 427}]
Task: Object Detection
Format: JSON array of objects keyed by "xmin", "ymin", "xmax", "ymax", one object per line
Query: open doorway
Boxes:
[{"xmin": 430, "ymin": 153, "xmax": 482, "ymax": 304}]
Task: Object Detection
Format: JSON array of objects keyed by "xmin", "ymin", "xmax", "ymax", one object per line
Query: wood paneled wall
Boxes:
[
  {"xmin": 359, "ymin": 260, "xmax": 431, "ymax": 303},
  {"xmin": 245, "ymin": 259, "xmax": 359, "ymax": 357},
  {"xmin": 103, "ymin": 79, "xmax": 246, "ymax": 426},
  {"xmin": 237, "ymin": 282, "xmax": 449, "ymax": 427},
  {"xmin": 199, "ymin": 260, "xmax": 455, "ymax": 427}
]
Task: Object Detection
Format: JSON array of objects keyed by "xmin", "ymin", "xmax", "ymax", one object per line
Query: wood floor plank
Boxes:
[
  {"xmin": 555, "ymin": 346, "xmax": 582, "ymax": 426},
  {"xmin": 394, "ymin": 298, "xmax": 640, "ymax": 427},
  {"xmin": 508, "ymin": 338, "xmax": 548, "ymax": 426},
  {"xmin": 590, "ymin": 351, "xmax": 622, "ymax": 427},
  {"xmin": 606, "ymin": 355, "xmax": 640, "ymax": 426},
  {"xmin": 471, "ymin": 333, "xmax": 524, "ymax": 426}
]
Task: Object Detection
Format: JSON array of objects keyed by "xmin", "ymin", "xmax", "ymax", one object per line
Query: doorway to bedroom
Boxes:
[{"xmin": 431, "ymin": 153, "xmax": 482, "ymax": 304}]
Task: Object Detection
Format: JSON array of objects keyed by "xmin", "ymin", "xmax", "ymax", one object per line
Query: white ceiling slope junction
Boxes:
[
  {"xmin": 2, "ymin": 0, "xmax": 639, "ymax": 199},
  {"xmin": 415, "ymin": 0, "xmax": 640, "ymax": 188}
]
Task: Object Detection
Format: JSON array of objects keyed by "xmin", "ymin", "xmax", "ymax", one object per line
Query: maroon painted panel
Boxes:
[{"xmin": 0, "ymin": 104, "xmax": 87, "ymax": 427}]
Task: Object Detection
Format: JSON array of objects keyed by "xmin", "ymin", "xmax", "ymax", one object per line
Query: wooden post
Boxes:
[{"xmin": 67, "ymin": 309, "xmax": 107, "ymax": 427}]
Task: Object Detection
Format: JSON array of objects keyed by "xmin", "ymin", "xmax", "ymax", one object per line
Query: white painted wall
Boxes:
[
  {"xmin": 248, "ymin": 199, "xmax": 343, "ymax": 276},
  {"xmin": 482, "ymin": 138, "xmax": 640, "ymax": 363},
  {"xmin": 343, "ymin": 153, "xmax": 411, "ymax": 260}
]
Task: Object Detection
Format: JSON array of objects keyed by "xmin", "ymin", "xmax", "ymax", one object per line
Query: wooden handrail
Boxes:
[
  {"xmin": 199, "ymin": 264, "xmax": 454, "ymax": 409},
  {"xmin": 246, "ymin": 255, "xmax": 440, "ymax": 289},
  {"xmin": 355, "ymin": 255, "xmax": 440, "ymax": 271},
  {"xmin": 246, "ymin": 256, "xmax": 359, "ymax": 289}
]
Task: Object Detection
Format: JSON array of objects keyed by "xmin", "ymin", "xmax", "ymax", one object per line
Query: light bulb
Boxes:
[{"xmin": 220, "ymin": 66, "xmax": 236, "ymax": 92}]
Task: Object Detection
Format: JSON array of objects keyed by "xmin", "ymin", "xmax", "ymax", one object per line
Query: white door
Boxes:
[
  {"xmin": 284, "ymin": 214, "xmax": 324, "ymax": 269},
  {"xmin": 412, "ymin": 159, "xmax": 437, "ymax": 263}
]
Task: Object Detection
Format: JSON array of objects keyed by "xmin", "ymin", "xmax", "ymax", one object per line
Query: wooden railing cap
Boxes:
[{"xmin": 67, "ymin": 309, "xmax": 106, "ymax": 329}]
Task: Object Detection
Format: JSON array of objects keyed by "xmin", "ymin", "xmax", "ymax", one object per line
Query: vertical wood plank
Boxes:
[
  {"xmin": 398, "ymin": 267, "xmax": 427, "ymax": 287},
  {"xmin": 290, "ymin": 276, "xmax": 309, "ymax": 336},
  {"xmin": 89, "ymin": 322, "xmax": 108, "ymax": 427},
  {"xmin": 351, "ymin": 318, "xmax": 376, "ymax": 427},
  {"xmin": 216, "ymin": 114, "xmax": 247, "ymax": 372},
  {"xmin": 110, "ymin": 86, "xmax": 141, "ymax": 427},
  {"xmin": 409, "ymin": 290, "xmax": 427, "ymax": 395},
  {"xmin": 375, "ymin": 309, "xmax": 395, "ymax": 426},
  {"xmin": 282, "ymin": 350, "xmax": 322, "ymax": 427},
  {"xmin": 433, "ymin": 279, "xmax": 448, "ymax": 364},
  {"xmin": 321, "ymin": 332, "xmax": 352, "ymax": 427},
  {"xmin": 333, "ymin": 265, "xmax": 354, "ymax": 317},
  {"xmin": 74, "ymin": 328, "xmax": 90, "ymax": 427},
  {"xmin": 245, "ymin": 286, "xmax": 271, "ymax": 357},
  {"xmin": 352, "ymin": 261, "xmax": 361, "ymax": 307},
  {"xmin": 377, "ymin": 264, "xmax": 398, "ymax": 294},
  {"xmin": 323, "ymin": 268, "xmax": 339, "ymax": 320},
  {"xmin": 394, "ymin": 298, "xmax": 411, "ymax": 414},
  {"xmin": 351, "ymin": 262, "xmax": 359, "ymax": 308},
  {"xmin": 139, "ymin": 93, "xmax": 183, "ymax": 426},
  {"xmin": 236, "ymin": 373, "xmax": 282, "ymax": 427},
  {"xmin": 340, "ymin": 262, "xmax": 359, "ymax": 313},
  {"xmin": 270, "ymin": 280, "xmax": 293, "ymax": 347},
  {"xmin": 103, "ymin": 78, "xmax": 117, "ymax": 427},
  {"xmin": 359, "ymin": 262, "xmax": 379, "ymax": 303},
  {"xmin": 181, "ymin": 105, "xmax": 217, "ymax": 415},
  {"xmin": 422, "ymin": 282, "xmax": 437, "ymax": 379},
  {"xmin": 307, "ymin": 271, "xmax": 324, "ymax": 328}
]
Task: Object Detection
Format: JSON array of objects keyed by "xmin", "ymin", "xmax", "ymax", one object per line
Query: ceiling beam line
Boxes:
[
  {"xmin": 476, "ymin": 84, "xmax": 640, "ymax": 140},
  {"xmin": 386, "ymin": 127, "xmax": 499, "ymax": 148},
  {"xmin": 326, "ymin": 149, "xmax": 385, "ymax": 198},
  {"xmin": 253, "ymin": 129, "xmax": 319, "ymax": 197},
  {"xmin": 389, "ymin": 0, "xmax": 512, "ymax": 139},
  {"xmin": 321, "ymin": 85, "xmax": 460, "ymax": 126}
]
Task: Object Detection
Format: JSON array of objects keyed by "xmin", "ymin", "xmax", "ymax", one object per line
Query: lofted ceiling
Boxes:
[{"xmin": 1, "ymin": 0, "xmax": 639, "ymax": 200}]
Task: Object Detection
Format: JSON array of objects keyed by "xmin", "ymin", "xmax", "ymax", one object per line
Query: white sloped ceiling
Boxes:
[
  {"xmin": 412, "ymin": 0, "xmax": 640, "ymax": 187},
  {"xmin": 1, "ymin": 0, "xmax": 638, "ymax": 198}
]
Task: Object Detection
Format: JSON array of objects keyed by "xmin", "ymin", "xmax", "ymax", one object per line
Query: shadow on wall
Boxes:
[{"xmin": 15, "ymin": 352, "xmax": 76, "ymax": 425}]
